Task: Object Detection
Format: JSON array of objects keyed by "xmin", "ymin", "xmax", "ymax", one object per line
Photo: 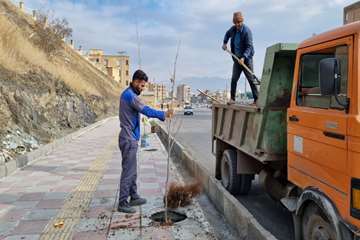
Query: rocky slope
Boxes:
[{"xmin": 0, "ymin": 0, "xmax": 121, "ymax": 165}]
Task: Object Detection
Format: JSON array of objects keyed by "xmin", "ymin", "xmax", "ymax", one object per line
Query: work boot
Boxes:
[
  {"xmin": 117, "ymin": 201, "xmax": 136, "ymax": 213},
  {"xmin": 129, "ymin": 197, "xmax": 147, "ymax": 206}
]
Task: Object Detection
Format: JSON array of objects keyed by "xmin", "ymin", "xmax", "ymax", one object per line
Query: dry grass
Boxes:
[{"xmin": 0, "ymin": 0, "xmax": 120, "ymax": 99}]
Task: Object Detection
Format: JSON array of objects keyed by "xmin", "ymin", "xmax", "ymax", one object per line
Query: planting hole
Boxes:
[
  {"xmin": 144, "ymin": 148, "xmax": 158, "ymax": 152},
  {"xmin": 150, "ymin": 210, "xmax": 187, "ymax": 223}
]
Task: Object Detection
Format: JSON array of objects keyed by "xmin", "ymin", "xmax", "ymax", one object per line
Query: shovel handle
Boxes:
[
  {"xmin": 225, "ymin": 49, "xmax": 260, "ymax": 84},
  {"xmin": 197, "ymin": 89, "xmax": 222, "ymax": 103}
]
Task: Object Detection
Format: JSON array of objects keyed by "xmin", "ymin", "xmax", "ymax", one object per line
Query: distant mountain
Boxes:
[{"xmin": 178, "ymin": 76, "xmax": 247, "ymax": 92}]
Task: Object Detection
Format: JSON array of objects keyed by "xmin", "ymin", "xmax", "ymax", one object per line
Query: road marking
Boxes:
[{"xmin": 40, "ymin": 139, "xmax": 117, "ymax": 240}]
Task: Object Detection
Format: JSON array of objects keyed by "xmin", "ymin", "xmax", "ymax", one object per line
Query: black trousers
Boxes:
[{"xmin": 231, "ymin": 60, "xmax": 258, "ymax": 101}]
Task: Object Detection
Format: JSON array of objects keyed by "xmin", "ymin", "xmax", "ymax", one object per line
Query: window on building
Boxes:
[
  {"xmin": 119, "ymin": 69, "xmax": 122, "ymax": 76},
  {"xmin": 296, "ymin": 45, "xmax": 348, "ymax": 110},
  {"xmin": 96, "ymin": 58, "xmax": 100, "ymax": 63},
  {"xmin": 126, "ymin": 70, "xmax": 129, "ymax": 76},
  {"xmin": 126, "ymin": 60, "xmax": 129, "ymax": 65}
]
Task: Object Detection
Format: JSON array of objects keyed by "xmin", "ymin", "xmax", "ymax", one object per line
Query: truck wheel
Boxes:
[
  {"xmin": 220, "ymin": 150, "xmax": 252, "ymax": 195},
  {"xmin": 221, "ymin": 149, "xmax": 239, "ymax": 194},
  {"xmin": 239, "ymin": 174, "xmax": 252, "ymax": 195},
  {"xmin": 302, "ymin": 204, "xmax": 336, "ymax": 240}
]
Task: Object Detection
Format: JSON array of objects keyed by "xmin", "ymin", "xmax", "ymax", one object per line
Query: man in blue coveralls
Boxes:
[
  {"xmin": 118, "ymin": 69, "xmax": 173, "ymax": 213},
  {"xmin": 222, "ymin": 11, "xmax": 257, "ymax": 104}
]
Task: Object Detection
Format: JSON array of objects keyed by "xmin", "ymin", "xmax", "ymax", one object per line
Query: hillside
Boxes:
[{"xmin": 0, "ymin": 0, "xmax": 121, "ymax": 165}]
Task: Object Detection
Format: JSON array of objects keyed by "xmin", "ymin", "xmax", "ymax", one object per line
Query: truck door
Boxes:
[{"xmin": 288, "ymin": 36, "xmax": 352, "ymax": 214}]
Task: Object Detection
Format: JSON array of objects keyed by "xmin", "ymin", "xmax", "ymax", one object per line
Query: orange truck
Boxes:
[{"xmin": 212, "ymin": 15, "xmax": 360, "ymax": 240}]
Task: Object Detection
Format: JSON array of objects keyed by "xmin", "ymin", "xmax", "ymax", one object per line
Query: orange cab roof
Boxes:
[{"xmin": 299, "ymin": 21, "xmax": 360, "ymax": 49}]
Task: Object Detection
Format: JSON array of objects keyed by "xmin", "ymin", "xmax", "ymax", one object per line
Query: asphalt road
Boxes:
[{"xmin": 172, "ymin": 108, "xmax": 294, "ymax": 240}]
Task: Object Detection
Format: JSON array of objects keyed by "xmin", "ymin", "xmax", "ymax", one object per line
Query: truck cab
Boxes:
[
  {"xmin": 212, "ymin": 22, "xmax": 360, "ymax": 239},
  {"xmin": 287, "ymin": 22, "xmax": 360, "ymax": 239}
]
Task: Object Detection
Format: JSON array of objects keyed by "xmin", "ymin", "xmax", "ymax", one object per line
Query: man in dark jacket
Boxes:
[
  {"xmin": 222, "ymin": 11, "xmax": 257, "ymax": 104},
  {"xmin": 118, "ymin": 69, "xmax": 173, "ymax": 213}
]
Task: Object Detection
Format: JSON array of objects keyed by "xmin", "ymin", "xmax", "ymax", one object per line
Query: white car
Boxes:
[{"xmin": 184, "ymin": 106, "xmax": 194, "ymax": 115}]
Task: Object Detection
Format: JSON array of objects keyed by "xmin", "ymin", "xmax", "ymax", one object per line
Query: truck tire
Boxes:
[
  {"xmin": 239, "ymin": 174, "xmax": 252, "ymax": 195},
  {"xmin": 221, "ymin": 149, "xmax": 252, "ymax": 195},
  {"xmin": 302, "ymin": 203, "xmax": 336, "ymax": 240}
]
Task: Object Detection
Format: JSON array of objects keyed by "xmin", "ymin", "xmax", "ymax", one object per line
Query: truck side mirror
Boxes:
[{"xmin": 319, "ymin": 58, "xmax": 341, "ymax": 96}]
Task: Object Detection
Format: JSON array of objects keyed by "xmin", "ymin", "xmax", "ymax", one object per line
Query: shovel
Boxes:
[{"xmin": 225, "ymin": 49, "xmax": 261, "ymax": 85}]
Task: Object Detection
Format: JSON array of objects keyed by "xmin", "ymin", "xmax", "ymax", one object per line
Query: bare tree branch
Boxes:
[{"xmin": 164, "ymin": 40, "xmax": 182, "ymax": 222}]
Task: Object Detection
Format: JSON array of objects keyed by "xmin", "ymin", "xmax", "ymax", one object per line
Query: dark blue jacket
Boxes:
[
  {"xmin": 223, "ymin": 24, "xmax": 254, "ymax": 62},
  {"xmin": 119, "ymin": 86, "xmax": 165, "ymax": 141}
]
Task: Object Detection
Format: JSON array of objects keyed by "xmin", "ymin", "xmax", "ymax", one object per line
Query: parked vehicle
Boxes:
[
  {"xmin": 212, "ymin": 22, "xmax": 360, "ymax": 239},
  {"xmin": 184, "ymin": 106, "xmax": 194, "ymax": 115}
]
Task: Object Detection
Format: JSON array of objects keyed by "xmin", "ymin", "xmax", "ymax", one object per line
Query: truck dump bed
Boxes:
[{"xmin": 212, "ymin": 43, "xmax": 297, "ymax": 163}]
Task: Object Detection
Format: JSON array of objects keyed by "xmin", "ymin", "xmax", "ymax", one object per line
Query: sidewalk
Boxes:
[{"xmin": 0, "ymin": 117, "xmax": 216, "ymax": 240}]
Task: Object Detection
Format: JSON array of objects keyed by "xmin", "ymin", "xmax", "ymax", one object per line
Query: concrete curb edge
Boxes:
[{"xmin": 155, "ymin": 123, "xmax": 277, "ymax": 240}]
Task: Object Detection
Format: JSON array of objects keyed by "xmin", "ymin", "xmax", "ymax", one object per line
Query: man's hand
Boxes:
[
  {"xmin": 239, "ymin": 58, "xmax": 245, "ymax": 64},
  {"xmin": 222, "ymin": 44, "xmax": 227, "ymax": 51},
  {"xmin": 165, "ymin": 109, "xmax": 174, "ymax": 119}
]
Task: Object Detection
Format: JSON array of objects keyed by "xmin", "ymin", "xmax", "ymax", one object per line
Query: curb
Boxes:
[
  {"xmin": 155, "ymin": 123, "xmax": 277, "ymax": 240},
  {"xmin": 0, "ymin": 116, "xmax": 117, "ymax": 179}
]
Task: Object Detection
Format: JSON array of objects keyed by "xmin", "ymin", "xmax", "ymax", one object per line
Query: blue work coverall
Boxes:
[{"xmin": 118, "ymin": 86, "xmax": 165, "ymax": 204}]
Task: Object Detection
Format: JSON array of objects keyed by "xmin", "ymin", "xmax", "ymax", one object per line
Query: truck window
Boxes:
[{"xmin": 297, "ymin": 45, "xmax": 348, "ymax": 110}]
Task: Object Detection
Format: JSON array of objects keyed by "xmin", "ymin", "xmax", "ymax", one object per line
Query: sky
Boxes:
[{"xmin": 19, "ymin": 0, "xmax": 355, "ymax": 92}]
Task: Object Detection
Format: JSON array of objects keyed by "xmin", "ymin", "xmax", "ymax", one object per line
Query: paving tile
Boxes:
[
  {"xmin": 4, "ymin": 234, "xmax": 40, "ymax": 240},
  {"xmin": 0, "ymin": 194, "xmax": 20, "ymax": 204},
  {"xmin": 11, "ymin": 220, "xmax": 48, "ymax": 235},
  {"xmin": 89, "ymin": 198, "xmax": 115, "ymax": 208},
  {"xmin": 139, "ymin": 182, "xmax": 161, "ymax": 189},
  {"xmin": 18, "ymin": 193, "xmax": 45, "ymax": 202},
  {"xmin": 36, "ymin": 181, "xmax": 59, "ymax": 187},
  {"xmin": 43, "ymin": 192, "xmax": 68, "ymax": 200},
  {"xmin": 97, "ymin": 185, "xmax": 118, "ymax": 191},
  {"xmin": 0, "ymin": 204, "xmax": 12, "ymax": 216},
  {"xmin": 74, "ymin": 218, "xmax": 108, "ymax": 232},
  {"xmin": 1, "ymin": 209, "xmax": 29, "ymax": 222},
  {"xmin": 72, "ymin": 231, "xmax": 107, "ymax": 240},
  {"xmin": 99, "ymin": 179, "xmax": 118, "ymax": 185},
  {"xmin": 13, "ymin": 201, "xmax": 39, "ymax": 210},
  {"xmin": 23, "ymin": 209, "xmax": 58, "ymax": 221},
  {"xmin": 83, "ymin": 207, "xmax": 112, "ymax": 219},
  {"xmin": 0, "ymin": 221, "xmax": 18, "ymax": 238},
  {"xmin": 102, "ymin": 175, "xmax": 119, "ymax": 180},
  {"xmin": 139, "ymin": 188, "xmax": 162, "ymax": 197},
  {"xmin": 93, "ymin": 190, "xmax": 117, "ymax": 199},
  {"xmin": 50, "ymin": 185, "xmax": 74, "ymax": 192},
  {"xmin": 103, "ymin": 169, "xmax": 120, "ymax": 174},
  {"xmin": 36, "ymin": 199, "xmax": 64, "ymax": 209},
  {"xmin": 139, "ymin": 177, "xmax": 158, "ymax": 183}
]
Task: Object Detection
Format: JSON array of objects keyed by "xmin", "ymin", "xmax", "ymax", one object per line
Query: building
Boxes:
[
  {"xmin": 344, "ymin": 2, "xmax": 360, "ymax": 24},
  {"xmin": 176, "ymin": 84, "xmax": 191, "ymax": 104},
  {"xmin": 87, "ymin": 49, "xmax": 130, "ymax": 88},
  {"xmin": 140, "ymin": 90, "xmax": 156, "ymax": 108},
  {"xmin": 146, "ymin": 82, "xmax": 168, "ymax": 105}
]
